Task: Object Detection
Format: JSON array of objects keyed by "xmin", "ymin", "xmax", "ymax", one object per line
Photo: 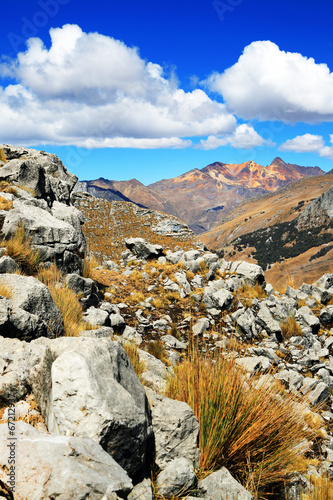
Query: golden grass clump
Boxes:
[
  {"xmin": 0, "ymin": 283, "xmax": 13, "ymax": 299},
  {"xmin": 5, "ymin": 223, "xmax": 43, "ymax": 274},
  {"xmin": 238, "ymin": 282, "xmax": 267, "ymax": 300},
  {"xmin": 47, "ymin": 282, "xmax": 85, "ymax": 337},
  {"xmin": 0, "ymin": 148, "xmax": 7, "ymax": 164},
  {"xmin": 146, "ymin": 340, "xmax": 168, "ymax": 364},
  {"xmin": 0, "ymin": 195, "xmax": 13, "ymax": 211},
  {"xmin": 302, "ymin": 474, "xmax": 333, "ymax": 500},
  {"xmin": 281, "ymin": 315, "xmax": 303, "ymax": 340},
  {"xmin": 121, "ymin": 340, "xmax": 146, "ymax": 383},
  {"xmin": 38, "ymin": 262, "xmax": 92, "ymax": 337},
  {"xmin": 0, "ymin": 181, "xmax": 16, "ymax": 194},
  {"xmin": 166, "ymin": 350, "xmax": 320, "ymax": 495},
  {"xmin": 82, "ymin": 254, "xmax": 100, "ymax": 279}
]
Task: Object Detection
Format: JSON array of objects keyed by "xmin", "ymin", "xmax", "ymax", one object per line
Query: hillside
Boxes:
[
  {"xmin": 200, "ymin": 174, "xmax": 333, "ymax": 289},
  {"xmin": 78, "ymin": 157, "xmax": 324, "ymax": 234},
  {"xmin": 71, "ymin": 192, "xmax": 198, "ymax": 262},
  {"xmin": 2, "ymin": 145, "xmax": 333, "ymax": 498}
]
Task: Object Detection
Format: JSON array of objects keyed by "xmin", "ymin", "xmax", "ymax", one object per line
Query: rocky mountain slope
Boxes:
[
  {"xmin": 79, "ymin": 157, "xmax": 324, "ymax": 234},
  {"xmin": 201, "ymin": 174, "xmax": 333, "ymax": 289},
  {"xmin": 1, "ymin": 144, "xmax": 333, "ymax": 500},
  {"xmin": 71, "ymin": 192, "xmax": 198, "ymax": 262}
]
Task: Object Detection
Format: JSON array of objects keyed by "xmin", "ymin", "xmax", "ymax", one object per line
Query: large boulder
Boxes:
[
  {"xmin": 125, "ymin": 238, "xmax": 164, "ymax": 260},
  {"xmin": 145, "ymin": 388, "xmax": 200, "ymax": 470},
  {"xmin": 234, "ymin": 261, "xmax": 265, "ymax": 286},
  {"xmin": 0, "ymin": 422, "xmax": 132, "ymax": 499},
  {"xmin": 0, "ymin": 274, "xmax": 63, "ymax": 339},
  {"xmin": 0, "ymin": 145, "xmax": 77, "ymax": 205},
  {"xmin": 28, "ymin": 337, "xmax": 154, "ymax": 482},
  {"xmin": 2, "ymin": 200, "xmax": 86, "ymax": 271}
]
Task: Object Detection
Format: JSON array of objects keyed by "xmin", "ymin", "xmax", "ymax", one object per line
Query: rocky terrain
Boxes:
[
  {"xmin": 0, "ymin": 144, "xmax": 333, "ymax": 500},
  {"xmin": 201, "ymin": 173, "xmax": 333, "ymax": 290},
  {"xmin": 78, "ymin": 158, "xmax": 324, "ymax": 233}
]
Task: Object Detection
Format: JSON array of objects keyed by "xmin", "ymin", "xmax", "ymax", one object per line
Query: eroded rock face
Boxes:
[
  {"xmin": 0, "ymin": 274, "xmax": 64, "ymax": 339},
  {"xmin": 28, "ymin": 337, "xmax": 153, "ymax": 483},
  {"xmin": 145, "ymin": 388, "xmax": 200, "ymax": 470},
  {"xmin": 0, "ymin": 145, "xmax": 77, "ymax": 205},
  {"xmin": 0, "ymin": 145, "xmax": 87, "ymax": 273},
  {"xmin": 0, "ymin": 422, "xmax": 132, "ymax": 499},
  {"xmin": 125, "ymin": 237, "xmax": 164, "ymax": 260}
]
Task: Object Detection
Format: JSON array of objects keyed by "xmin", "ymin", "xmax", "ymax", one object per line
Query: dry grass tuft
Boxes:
[
  {"xmin": 166, "ymin": 349, "xmax": 319, "ymax": 495},
  {"xmin": 0, "ymin": 181, "xmax": 16, "ymax": 194},
  {"xmin": 0, "ymin": 196, "xmax": 13, "ymax": 211},
  {"xmin": 0, "ymin": 148, "xmax": 7, "ymax": 164},
  {"xmin": 47, "ymin": 282, "xmax": 85, "ymax": 337},
  {"xmin": 302, "ymin": 474, "xmax": 333, "ymax": 500},
  {"xmin": 5, "ymin": 223, "xmax": 43, "ymax": 274},
  {"xmin": 281, "ymin": 315, "xmax": 303, "ymax": 340},
  {"xmin": 0, "ymin": 283, "xmax": 13, "ymax": 299},
  {"xmin": 121, "ymin": 340, "xmax": 146, "ymax": 383},
  {"xmin": 82, "ymin": 254, "xmax": 100, "ymax": 279},
  {"xmin": 238, "ymin": 282, "xmax": 267, "ymax": 300},
  {"xmin": 38, "ymin": 262, "xmax": 90, "ymax": 337},
  {"xmin": 146, "ymin": 340, "xmax": 168, "ymax": 364}
]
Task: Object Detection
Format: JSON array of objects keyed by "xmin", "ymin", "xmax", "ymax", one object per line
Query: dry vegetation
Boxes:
[
  {"xmin": 0, "ymin": 283, "xmax": 13, "ymax": 299},
  {"xmin": 281, "ymin": 315, "xmax": 304, "ymax": 340},
  {"xmin": 73, "ymin": 197, "xmax": 197, "ymax": 262},
  {"xmin": 5, "ymin": 223, "xmax": 43, "ymax": 274},
  {"xmin": 0, "ymin": 195, "xmax": 13, "ymax": 211},
  {"xmin": 38, "ymin": 263, "xmax": 94, "ymax": 337},
  {"xmin": 166, "ymin": 349, "xmax": 322, "ymax": 497}
]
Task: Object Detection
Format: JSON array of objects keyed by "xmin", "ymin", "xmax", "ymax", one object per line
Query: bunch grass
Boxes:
[
  {"xmin": 6, "ymin": 223, "xmax": 43, "ymax": 274},
  {"xmin": 166, "ymin": 349, "xmax": 319, "ymax": 495}
]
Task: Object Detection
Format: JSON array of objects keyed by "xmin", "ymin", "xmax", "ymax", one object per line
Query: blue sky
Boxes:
[{"xmin": 1, "ymin": 0, "xmax": 333, "ymax": 183}]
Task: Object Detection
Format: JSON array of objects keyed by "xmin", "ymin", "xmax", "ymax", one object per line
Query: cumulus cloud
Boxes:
[
  {"xmin": 280, "ymin": 133, "xmax": 333, "ymax": 159},
  {"xmin": 0, "ymin": 24, "xmax": 237, "ymax": 148},
  {"xmin": 205, "ymin": 40, "xmax": 333, "ymax": 122},
  {"xmin": 197, "ymin": 124, "xmax": 273, "ymax": 150}
]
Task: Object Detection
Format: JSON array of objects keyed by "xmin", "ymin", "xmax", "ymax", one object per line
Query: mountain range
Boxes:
[{"xmin": 75, "ymin": 157, "xmax": 324, "ymax": 233}]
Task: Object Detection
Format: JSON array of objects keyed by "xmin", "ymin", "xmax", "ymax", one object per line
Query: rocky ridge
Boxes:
[
  {"xmin": 0, "ymin": 145, "xmax": 333, "ymax": 499},
  {"xmin": 79, "ymin": 157, "xmax": 324, "ymax": 234}
]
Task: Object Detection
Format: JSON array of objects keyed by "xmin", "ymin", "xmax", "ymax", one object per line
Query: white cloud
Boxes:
[
  {"xmin": 0, "ymin": 24, "xmax": 236, "ymax": 148},
  {"xmin": 279, "ymin": 133, "xmax": 325, "ymax": 153},
  {"xmin": 205, "ymin": 40, "xmax": 333, "ymax": 122},
  {"xmin": 280, "ymin": 133, "xmax": 333, "ymax": 159},
  {"xmin": 197, "ymin": 124, "xmax": 272, "ymax": 150}
]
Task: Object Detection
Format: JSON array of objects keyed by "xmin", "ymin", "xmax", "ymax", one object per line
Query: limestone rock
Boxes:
[
  {"xmin": 0, "ymin": 421, "xmax": 132, "ymax": 499},
  {"xmin": 146, "ymin": 388, "xmax": 200, "ymax": 470},
  {"xmin": 0, "ymin": 274, "xmax": 63, "ymax": 338},
  {"xmin": 198, "ymin": 467, "xmax": 253, "ymax": 500},
  {"xmin": 156, "ymin": 458, "xmax": 197, "ymax": 498}
]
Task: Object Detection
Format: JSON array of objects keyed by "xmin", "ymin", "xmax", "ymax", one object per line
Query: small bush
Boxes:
[
  {"xmin": 281, "ymin": 316, "xmax": 303, "ymax": 340},
  {"xmin": 146, "ymin": 340, "xmax": 168, "ymax": 364},
  {"xmin": 6, "ymin": 223, "xmax": 43, "ymax": 274},
  {"xmin": 166, "ymin": 350, "xmax": 319, "ymax": 495}
]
